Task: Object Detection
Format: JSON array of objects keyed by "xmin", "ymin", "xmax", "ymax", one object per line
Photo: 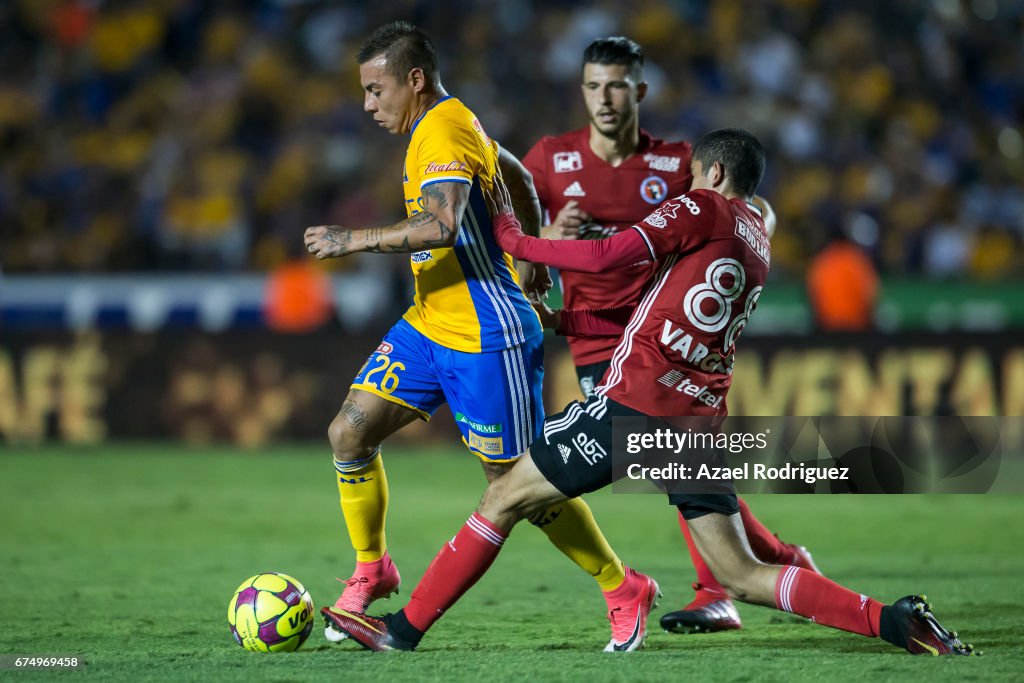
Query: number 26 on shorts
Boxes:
[{"xmin": 362, "ymin": 356, "xmax": 404, "ymax": 394}]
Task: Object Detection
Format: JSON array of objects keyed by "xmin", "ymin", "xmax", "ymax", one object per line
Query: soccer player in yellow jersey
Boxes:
[{"xmin": 305, "ymin": 21, "xmax": 659, "ymax": 651}]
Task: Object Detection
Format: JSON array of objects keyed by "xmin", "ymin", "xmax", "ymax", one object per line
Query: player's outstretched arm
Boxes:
[
  {"xmin": 486, "ymin": 174, "xmax": 651, "ymax": 273},
  {"xmin": 530, "ymin": 297, "xmax": 632, "ymax": 337},
  {"xmin": 304, "ymin": 182, "xmax": 468, "ymax": 259}
]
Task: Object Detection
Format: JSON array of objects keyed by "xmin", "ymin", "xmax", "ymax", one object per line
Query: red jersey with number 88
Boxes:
[
  {"xmin": 595, "ymin": 189, "xmax": 770, "ymax": 417},
  {"xmin": 523, "ymin": 128, "xmax": 693, "ymax": 365}
]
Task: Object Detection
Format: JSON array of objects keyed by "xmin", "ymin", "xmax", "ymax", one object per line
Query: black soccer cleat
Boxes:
[
  {"xmin": 659, "ymin": 583, "xmax": 742, "ymax": 634},
  {"xmin": 879, "ymin": 595, "xmax": 979, "ymax": 656},
  {"xmin": 320, "ymin": 607, "xmax": 416, "ymax": 652}
]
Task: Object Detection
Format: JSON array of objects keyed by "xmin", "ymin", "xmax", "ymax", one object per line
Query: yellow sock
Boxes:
[
  {"xmin": 334, "ymin": 450, "xmax": 388, "ymax": 563},
  {"xmin": 532, "ymin": 497, "xmax": 626, "ymax": 592}
]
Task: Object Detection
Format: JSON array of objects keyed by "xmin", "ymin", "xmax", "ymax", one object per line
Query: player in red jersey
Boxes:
[
  {"xmin": 322, "ymin": 129, "xmax": 974, "ymax": 657},
  {"xmin": 524, "ymin": 37, "xmax": 814, "ymax": 633}
]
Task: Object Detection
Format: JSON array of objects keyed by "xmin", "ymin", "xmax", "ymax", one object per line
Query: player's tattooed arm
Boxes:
[
  {"xmin": 497, "ymin": 147, "xmax": 541, "ymax": 238},
  {"xmin": 303, "ymin": 182, "xmax": 467, "ymax": 259},
  {"xmin": 496, "ymin": 148, "xmax": 552, "ymax": 299}
]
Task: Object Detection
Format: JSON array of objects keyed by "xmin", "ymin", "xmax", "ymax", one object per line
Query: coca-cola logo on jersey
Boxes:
[{"xmin": 424, "ymin": 160, "xmax": 467, "ymax": 174}]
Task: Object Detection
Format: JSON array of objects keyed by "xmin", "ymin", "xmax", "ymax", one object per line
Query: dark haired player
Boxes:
[
  {"xmin": 304, "ymin": 21, "xmax": 659, "ymax": 650},
  {"xmin": 323, "ymin": 129, "xmax": 974, "ymax": 657},
  {"xmin": 523, "ymin": 36, "xmax": 815, "ymax": 634}
]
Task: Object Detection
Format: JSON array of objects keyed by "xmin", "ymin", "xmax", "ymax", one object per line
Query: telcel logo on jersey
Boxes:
[{"xmin": 675, "ymin": 377, "xmax": 723, "ymax": 408}]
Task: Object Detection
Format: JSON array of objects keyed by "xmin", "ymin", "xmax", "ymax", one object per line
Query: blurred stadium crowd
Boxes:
[{"xmin": 1, "ymin": 0, "xmax": 1022, "ymax": 280}]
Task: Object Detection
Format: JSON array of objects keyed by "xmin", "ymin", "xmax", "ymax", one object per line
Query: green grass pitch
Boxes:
[{"xmin": 1, "ymin": 444, "xmax": 1022, "ymax": 681}]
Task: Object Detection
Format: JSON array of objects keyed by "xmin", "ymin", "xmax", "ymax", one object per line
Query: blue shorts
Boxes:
[{"xmin": 352, "ymin": 319, "xmax": 545, "ymax": 461}]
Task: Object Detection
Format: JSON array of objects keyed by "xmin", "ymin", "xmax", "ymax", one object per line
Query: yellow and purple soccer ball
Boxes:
[{"xmin": 228, "ymin": 572, "xmax": 315, "ymax": 652}]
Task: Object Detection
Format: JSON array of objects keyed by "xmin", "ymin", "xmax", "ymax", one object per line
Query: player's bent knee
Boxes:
[
  {"xmin": 478, "ymin": 478, "xmax": 518, "ymax": 521},
  {"xmin": 478, "ymin": 453, "xmax": 563, "ymax": 530},
  {"xmin": 327, "ymin": 416, "xmax": 378, "ymax": 462},
  {"xmin": 477, "ymin": 476, "xmax": 538, "ymax": 530}
]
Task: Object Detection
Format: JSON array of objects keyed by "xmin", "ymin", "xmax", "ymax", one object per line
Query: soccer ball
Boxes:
[{"xmin": 228, "ymin": 572, "xmax": 315, "ymax": 652}]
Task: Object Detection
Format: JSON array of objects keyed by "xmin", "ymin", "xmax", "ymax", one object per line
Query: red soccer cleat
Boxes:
[{"xmin": 604, "ymin": 567, "xmax": 662, "ymax": 652}]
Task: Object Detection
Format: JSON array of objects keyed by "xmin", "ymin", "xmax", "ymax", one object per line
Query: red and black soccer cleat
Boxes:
[
  {"xmin": 320, "ymin": 608, "xmax": 416, "ymax": 652},
  {"xmin": 659, "ymin": 582, "xmax": 743, "ymax": 634},
  {"xmin": 880, "ymin": 595, "xmax": 978, "ymax": 656},
  {"xmin": 324, "ymin": 553, "xmax": 401, "ymax": 643}
]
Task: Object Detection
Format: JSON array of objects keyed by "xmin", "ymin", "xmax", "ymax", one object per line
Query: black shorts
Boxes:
[
  {"xmin": 574, "ymin": 359, "xmax": 612, "ymax": 398},
  {"xmin": 529, "ymin": 394, "xmax": 738, "ymax": 520}
]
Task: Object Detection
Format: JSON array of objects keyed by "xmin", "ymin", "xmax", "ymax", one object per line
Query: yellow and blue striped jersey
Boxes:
[{"xmin": 401, "ymin": 97, "xmax": 541, "ymax": 353}]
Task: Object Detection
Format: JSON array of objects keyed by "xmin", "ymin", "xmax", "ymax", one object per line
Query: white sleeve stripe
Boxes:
[
  {"xmin": 420, "ymin": 177, "xmax": 472, "ymax": 189},
  {"xmin": 632, "ymin": 225, "xmax": 657, "ymax": 260}
]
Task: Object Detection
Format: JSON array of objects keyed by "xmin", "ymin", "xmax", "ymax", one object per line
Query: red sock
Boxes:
[
  {"xmin": 403, "ymin": 513, "xmax": 507, "ymax": 633},
  {"xmin": 678, "ymin": 510, "xmax": 727, "ymax": 594},
  {"xmin": 738, "ymin": 498, "xmax": 796, "ymax": 564},
  {"xmin": 776, "ymin": 565, "xmax": 883, "ymax": 637}
]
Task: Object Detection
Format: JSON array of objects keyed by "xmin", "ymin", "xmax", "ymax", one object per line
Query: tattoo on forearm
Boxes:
[
  {"xmin": 407, "ymin": 212, "xmax": 437, "ymax": 228},
  {"xmin": 358, "ymin": 182, "xmax": 465, "ymax": 254},
  {"xmin": 362, "ymin": 212, "xmax": 456, "ymax": 253},
  {"xmin": 341, "ymin": 399, "xmax": 368, "ymax": 433}
]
